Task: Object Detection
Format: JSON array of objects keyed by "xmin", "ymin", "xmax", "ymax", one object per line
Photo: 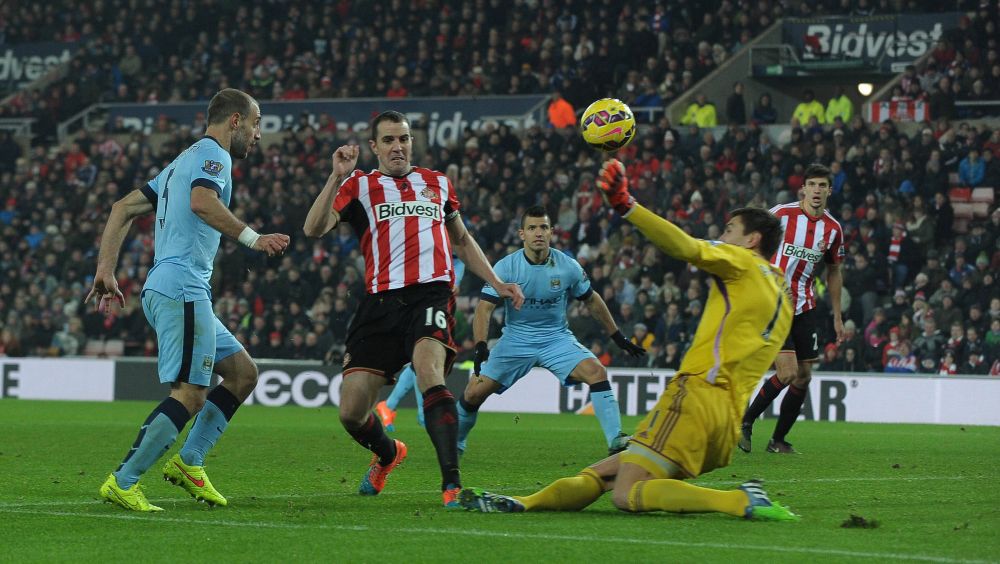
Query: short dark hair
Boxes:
[
  {"xmin": 370, "ymin": 110, "xmax": 409, "ymax": 140},
  {"xmin": 521, "ymin": 205, "xmax": 550, "ymax": 228},
  {"xmin": 731, "ymin": 207, "xmax": 783, "ymax": 258},
  {"xmin": 803, "ymin": 163, "xmax": 832, "ymax": 185},
  {"xmin": 207, "ymin": 89, "xmax": 255, "ymax": 125}
]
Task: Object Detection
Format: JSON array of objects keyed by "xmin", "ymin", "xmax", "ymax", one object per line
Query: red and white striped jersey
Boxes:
[
  {"xmin": 769, "ymin": 202, "xmax": 845, "ymax": 315},
  {"xmin": 333, "ymin": 167, "xmax": 460, "ymax": 294}
]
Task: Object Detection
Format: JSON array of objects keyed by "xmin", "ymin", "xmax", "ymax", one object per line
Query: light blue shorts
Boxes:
[
  {"xmin": 479, "ymin": 332, "xmax": 597, "ymax": 393},
  {"xmin": 141, "ymin": 289, "xmax": 243, "ymax": 387}
]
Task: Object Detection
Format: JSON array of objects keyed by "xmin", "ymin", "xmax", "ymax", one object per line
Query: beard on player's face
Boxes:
[{"xmin": 231, "ymin": 126, "xmax": 253, "ymax": 159}]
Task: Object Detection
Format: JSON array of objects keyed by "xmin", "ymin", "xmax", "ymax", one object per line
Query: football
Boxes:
[{"xmin": 579, "ymin": 98, "xmax": 636, "ymax": 152}]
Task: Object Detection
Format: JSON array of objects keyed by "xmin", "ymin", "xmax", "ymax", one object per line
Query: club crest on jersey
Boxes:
[
  {"xmin": 550, "ymin": 277, "xmax": 561, "ymax": 291},
  {"xmin": 375, "ymin": 201, "xmax": 441, "ymax": 221},
  {"xmin": 202, "ymin": 160, "xmax": 224, "ymax": 177},
  {"xmin": 420, "ymin": 187, "xmax": 439, "ymax": 201},
  {"xmin": 782, "ymin": 243, "xmax": 824, "ymax": 263}
]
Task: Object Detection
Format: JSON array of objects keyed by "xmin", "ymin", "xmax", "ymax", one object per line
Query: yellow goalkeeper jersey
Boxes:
[{"xmin": 628, "ymin": 206, "xmax": 793, "ymax": 413}]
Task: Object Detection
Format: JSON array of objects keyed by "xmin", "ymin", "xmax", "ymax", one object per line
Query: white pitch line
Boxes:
[
  {"xmin": 0, "ymin": 474, "xmax": 993, "ymax": 509},
  {"xmin": 0, "ymin": 507, "xmax": 991, "ymax": 564}
]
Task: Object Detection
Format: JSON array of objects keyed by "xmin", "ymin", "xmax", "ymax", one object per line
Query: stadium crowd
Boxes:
[{"xmin": 0, "ymin": 0, "xmax": 997, "ymax": 376}]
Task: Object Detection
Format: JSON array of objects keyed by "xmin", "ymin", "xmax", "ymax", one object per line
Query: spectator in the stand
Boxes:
[
  {"xmin": 962, "ymin": 327, "xmax": 988, "ymax": 374},
  {"xmin": 751, "ymin": 92, "xmax": 777, "ymax": 125},
  {"xmin": 547, "ymin": 91, "xmax": 576, "ymax": 129},
  {"xmin": 885, "ymin": 340, "xmax": 917, "ymax": 373},
  {"xmin": 725, "ymin": 82, "xmax": 746, "ymax": 125},
  {"xmin": 912, "ymin": 317, "xmax": 945, "ymax": 366},
  {"xmin": 928, "ymin": 77, "xmax": 956, "ymax": 120},
  {"xmin": 680, "ymin": 92, "xmax": 717, "ymax": 128},
  {"xmin": 792, "ymin": 89, "xmax": 825, "ymax": 125},
  {"xmin": 958, "ymin": 148, "xmax": 986, "ymax": 187},
  {"xmin": 825, "ymin": 85, "xmax": 853, "ymax": 124}
]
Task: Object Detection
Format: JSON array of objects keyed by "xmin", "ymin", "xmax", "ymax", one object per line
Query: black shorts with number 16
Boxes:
[{"xmin": 343, "ymin": 281, "xmax": 456, "ymax": 382}]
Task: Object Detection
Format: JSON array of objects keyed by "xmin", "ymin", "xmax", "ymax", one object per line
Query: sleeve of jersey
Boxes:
[
  {"xmin": 332, "ymin": 172, "xmax": 361, "ymax": 220},
  {"xmin": 826, "ymin": 227, "xmax": 845, "ymax": 264},
  {"xmin": 570, "ymin": 258, "xmax": 594, "ymax": 301},
  {"xmin": 443, "ymin": 176, "xmax": 461, "ymax": 221},
  {"xmin": 627, "ymin": 205, "xmax": 750, "ymax": 279},
  {"xmin": 479, "ymin": 258, "xmax": 504, "ymax": 304},
  {"xmin": 190, "ymin": 145, "xmax": 230, "ymax": 196},
  {"xmin": 140, "ymin": 175, "xmax": 159, "ymax": 209}
]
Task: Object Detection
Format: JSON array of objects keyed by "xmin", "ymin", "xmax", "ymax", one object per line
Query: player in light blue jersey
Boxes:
[
  {"xmin": 376, "ymin": 257, "xmax": 465, "ymax": 431},
  {"xmin": 460, "ymin": 206, "xmax": 646, "ymax": 456},
  {"xmin": 87, "ymin": 89, "xmax": 289, "ymax": 511}
]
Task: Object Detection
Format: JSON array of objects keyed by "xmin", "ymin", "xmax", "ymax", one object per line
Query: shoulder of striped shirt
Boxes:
[
  {"xmin": 770, "ymin": 202, "xmax": 799, "ymax": 213},
  {"xmin": 821, "ymin": 209, "xmax": 844, "ymax": 231}
]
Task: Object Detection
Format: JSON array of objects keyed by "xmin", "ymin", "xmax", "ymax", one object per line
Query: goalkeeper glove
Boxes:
[{"xmin": 597, "ymin": 159, "xmax": 636, "ymax": 216}]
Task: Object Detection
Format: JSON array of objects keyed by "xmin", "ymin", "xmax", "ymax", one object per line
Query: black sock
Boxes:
[
  {"xmin": 423, "ymin": 384, "xmax": 461, "ymax": 490},
  {"xmin": 458, "ymin": 397, "xmax": 480, "ymax": 413},
  {"xmin": 742, "ymin": 375, "xmax": 786, "ymax": 426},
  {"xmin": 772, "ymin": 384, "xmax": 808, "ymax": 443},
  {"xmin": 346, "ymin": 413, "xmax": 396, "ymax": 465},
  {"xmin": 206, "ymin": 385, "xmax": 240, "ymax": 421}
]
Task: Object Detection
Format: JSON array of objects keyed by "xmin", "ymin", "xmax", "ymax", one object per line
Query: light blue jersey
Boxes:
[
  {"xmin": 141, "ymin": 137, "xmax": 232, "ymax": 301},
  {"xmin": 480, "ymin": 248, "xmax": 592, "ymax": 341}
]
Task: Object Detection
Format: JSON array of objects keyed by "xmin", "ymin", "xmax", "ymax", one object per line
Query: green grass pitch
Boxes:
[{"xmin": 1, "ymin": 399, "xmax": 998, "ymax": 563}]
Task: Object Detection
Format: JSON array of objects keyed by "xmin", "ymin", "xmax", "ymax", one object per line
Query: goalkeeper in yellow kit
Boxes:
[{"xmin": 460, "ymin": 159, "xmax": 799, "ymax": 521}]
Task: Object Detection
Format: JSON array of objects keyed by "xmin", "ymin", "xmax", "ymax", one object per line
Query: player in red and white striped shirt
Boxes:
[
  {"xmin": 304, "ymin": 111, "xmax": 524, "ymax": 507},
  {"xmin": 739, "ymin": 163, "xmax": 845, "ymax": 454}
]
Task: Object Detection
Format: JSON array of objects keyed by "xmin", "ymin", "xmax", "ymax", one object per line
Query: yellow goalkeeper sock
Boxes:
[
  {"xmin": 627, "ymin": 479, "xmax": 748, "ymax": 517},
  {"xmin": 514, "ymin": 468, "xmax": 605, "ymax": 511}
]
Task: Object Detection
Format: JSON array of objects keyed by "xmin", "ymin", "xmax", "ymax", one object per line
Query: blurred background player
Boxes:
[
  {"xmin": 460, "ymin": 205, "xmax": 644, "ymax": 456},
  {"xmin": 303, "ymin": 111, "xmax": 523, "ymax": 507},
  {"xmin": 739, "ymin": 163, "xmax": 845, "ymax": 454},
  {"xmin": 377, "ymin": 256, "xmax": 465, "ymax": 431},
  {"xmin": 461, "ymin": 159, "xmax": 797, "ymax": 522},
  {"xmin": 90, "ymin": 89, "xmax": 289, "ymax": 511}
]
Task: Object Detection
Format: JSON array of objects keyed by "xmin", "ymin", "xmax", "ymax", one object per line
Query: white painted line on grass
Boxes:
[{"xmin": 0, "ymin": 507, "xmax": 990, "ymax": 564}]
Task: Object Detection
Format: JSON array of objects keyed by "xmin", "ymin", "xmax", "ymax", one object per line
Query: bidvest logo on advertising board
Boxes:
[{"xmin": 0, "ymin": 43, "xmax": 74, "ymax": 90}]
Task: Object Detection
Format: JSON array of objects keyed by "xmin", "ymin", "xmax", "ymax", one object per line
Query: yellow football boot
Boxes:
[
  {"xmin": 162, "ymin": 454, "xmax": 228, "ymax": 507},
  {"xmin": 99, "ymin": 474, "xmax": 163, "ymax": 512}
]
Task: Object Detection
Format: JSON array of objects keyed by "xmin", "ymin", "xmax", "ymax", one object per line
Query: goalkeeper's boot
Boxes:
[
  {"xmin": 766, "ymin": 438, "xmax": 799, "ymax": 454},
  {"xmin": 608, "ymin": 432, "xmax": 630, "ymax": 455},
  {"xmin": 738, "ymin": 423, "xmax": 753, "ymax": 453},
  {"xmin": 739, "ymin": 479, "xmax": 800, "ymax": 522},
  {"xmin": 99, "ymin": 474, "xmax": 163, "ymax": 512},
  {"xmin": 359, "ymin": 439, "xmax": 407, "ymax": 495},
  {"xmin": 375, "ymin": 400, "xmax": 397, "ymax": 432},
  {"xmin": 442, "ymin": 484, "xmax": 462, "ymax": 508},
  {"xmin": 459, "ymin": 488, "xmax": 526, "ymax": 513},
  {"xmin": 162, "ymin": 453, "xmax": 228, "ymax": 507}
]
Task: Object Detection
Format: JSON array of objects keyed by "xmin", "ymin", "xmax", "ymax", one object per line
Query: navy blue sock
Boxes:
[
  {"xmin": 180, "ymin": 385, "xmax": 240, "ymax": 466},
  {"xmin": 114, "ymin": 397, "xmax": 190, "ymax": 488}
]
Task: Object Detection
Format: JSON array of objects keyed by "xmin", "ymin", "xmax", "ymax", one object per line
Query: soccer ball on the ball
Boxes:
[{"xmin": 579, "ymin": 98, "xmax": 636, "ymax": 152}]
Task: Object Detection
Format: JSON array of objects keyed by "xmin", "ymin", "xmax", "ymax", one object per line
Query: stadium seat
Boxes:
[
  {"xmin": 83, "ymin": 339, "xmax": 105, "ymax": 357},
  {"xmin": 952, "ymin": 202, "xmax": 975, "ymax": 219},
  {"xmin": 970, "ymin": 187, "xmax": 994, "ymax": 204},
  {"xmin": 949, "ymin": 187, "xmax": 972, "ymax": 202},
  {"xmin": 972, "ymin": 202, "xmax": 990, "ymax": 219},
  {"xmin": 104, "ymin": 339, "xmax": 125, "ymax": 357}
]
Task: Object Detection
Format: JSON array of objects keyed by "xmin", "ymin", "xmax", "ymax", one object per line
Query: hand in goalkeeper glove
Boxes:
[
  {"xmin": 611, "ymin": 330, "xmax": 646, "ymax": 358},
  {"xmin": 597, "ymin": 159, "xmax": 636, "ymax": 216}
]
